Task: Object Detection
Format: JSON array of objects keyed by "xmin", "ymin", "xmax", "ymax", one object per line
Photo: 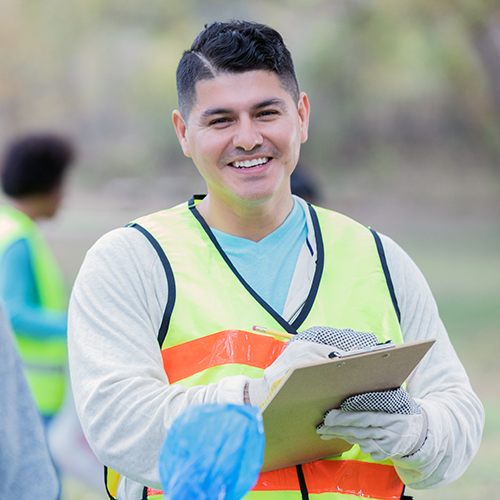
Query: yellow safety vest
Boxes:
[
  {"xmin": 106, "ymin": 196, "xmax": 405, "ymax": 500},
  {"xmin": 0, "ymin": 205, "xmax": 67, "ymax": 416}
]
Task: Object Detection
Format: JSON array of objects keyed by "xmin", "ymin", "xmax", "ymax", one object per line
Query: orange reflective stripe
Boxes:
[
  {"xmin": 162, "ymin": 330, "xmax": 287, "ymax": 383},
  {"xmin": 146, "ymin": 488, "xmax": 163, "ymax": 497},
  {"xmin": 145, "ymin": 461, "xmax": 402, "ymax": 499},
  {"xmin": 253, "ymin": 466, "xmax": 302, "ymax": 491},
  {"xmin": 253, "ymin": 461, "xmax": 404, "ymax": 499}
]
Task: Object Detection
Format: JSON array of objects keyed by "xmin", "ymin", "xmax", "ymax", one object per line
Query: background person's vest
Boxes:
[
  {"xmin": 107, "ymin": 198, "xmax": 405, "ymax": 500},
  {"xmin": 0, "ymin": 205, "xmax": 67, "ymax": 416}
]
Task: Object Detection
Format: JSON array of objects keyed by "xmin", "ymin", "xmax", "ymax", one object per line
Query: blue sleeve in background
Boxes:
[{"xmin": 0, "ymin": 238, "xmax": 67, "ymax": 339}]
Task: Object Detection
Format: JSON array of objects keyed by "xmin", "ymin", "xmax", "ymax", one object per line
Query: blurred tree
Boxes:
[
  {"xmin": 0, "ymin": 0, "xmax": 499, "ymax": 188},
  {"xmin": 297, "ymin": 0, "xmax": 500, "ymax": 179}
]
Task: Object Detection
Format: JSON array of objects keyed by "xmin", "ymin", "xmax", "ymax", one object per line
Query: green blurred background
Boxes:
[{"xmin": 1, "ymin": 0, "xmax": 499, "ymax": 498}]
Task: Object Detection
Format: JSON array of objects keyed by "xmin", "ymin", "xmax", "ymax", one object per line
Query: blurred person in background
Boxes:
[
  {"xmin": 0, "ymin": 133, "xmax": 105, "ymax": 496},
  {"xmin": 0, "ymin": 132, "xmax": 73, "ymax": 428},
  {"xmin": 0, "ymin": 300, "xmax": 60, "ymax": 500},
  {"xmin": 290, "ymin": 163, "xmax": 320, "ymax": 205}
]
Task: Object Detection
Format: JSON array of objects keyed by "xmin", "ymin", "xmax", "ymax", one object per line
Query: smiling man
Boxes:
[
  {"xmin": 172, "ymin": 69, "xmax": 309, "ymax": 240},
  {"xmin": 68, "ymin": 21, "xmax": 484, "ymax": 500}
]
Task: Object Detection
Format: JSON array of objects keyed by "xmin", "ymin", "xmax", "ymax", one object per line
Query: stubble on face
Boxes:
[{"xmin": 173, "ymin": 70, "xmax": 309, "ymax": 238}]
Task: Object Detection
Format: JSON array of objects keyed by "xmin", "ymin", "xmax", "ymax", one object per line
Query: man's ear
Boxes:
[
  {"xmin": 172, "ymin": 110, "xmax": 191, "ymax": 157},
  {"xmin": 298, "ymin": 92, "xmax": 310, "ymax": 144}
]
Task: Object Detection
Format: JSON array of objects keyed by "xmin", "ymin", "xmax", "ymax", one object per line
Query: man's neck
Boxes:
[
  {"xmin": 196, "ymin": 193, "xmax": 294, "ymax": 242},
  {"xmin": 11, "ymin": 195, "xmax": 54, "ymax": 221}
]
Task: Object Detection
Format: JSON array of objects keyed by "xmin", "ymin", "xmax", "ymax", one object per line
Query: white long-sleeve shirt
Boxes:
[{"xmin": 68, "ymin": 198, "xmax": 484, "ymax": 499}]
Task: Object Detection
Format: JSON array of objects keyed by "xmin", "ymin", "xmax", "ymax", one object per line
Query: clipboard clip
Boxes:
[{"xmin": 328, "ymin": 340, "xmax": 395, "ymax": 359}]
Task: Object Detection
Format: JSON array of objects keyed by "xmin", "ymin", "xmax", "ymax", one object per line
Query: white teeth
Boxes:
[{"xmin": 233, "ymin": 157, "xmax": 268, "ymax": 169}]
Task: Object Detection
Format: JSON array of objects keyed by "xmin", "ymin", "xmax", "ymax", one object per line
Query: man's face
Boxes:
[{"xmin": 173, "ymin": 70, "xmax": 310, "ymax": 209}]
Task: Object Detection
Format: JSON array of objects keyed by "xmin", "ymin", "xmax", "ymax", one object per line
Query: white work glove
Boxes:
[
  {"xmin": 248, "ymin": 339, "xmax": 333, "ymax": 408},
  {"xmin": 288, "ymin": 326, "xmax": 379, "ymax": 353},
  {"xmin": 297, "ymin": 327, "xmax": 428, "ymax": 460},
  {"xmin": 317, "ymin": 388, "xmax": 428, "ymax": 461}
]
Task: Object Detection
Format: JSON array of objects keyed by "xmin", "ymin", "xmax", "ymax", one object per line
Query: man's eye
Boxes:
[
  {"xmin": 258, "ymin": 110, "xmax": 279, "ymax": 118},
  {"xmin": 209, "ymin": 117, "xmax": 231, "ymax": 126}
]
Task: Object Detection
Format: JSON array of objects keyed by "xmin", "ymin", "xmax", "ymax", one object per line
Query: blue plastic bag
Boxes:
[{"xmin": 159, "ymin": 403, "xmax": 265, "ymax": 500}]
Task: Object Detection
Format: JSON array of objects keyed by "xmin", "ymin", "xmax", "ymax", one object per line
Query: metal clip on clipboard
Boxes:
[{"xmin": 327, "ymin": 340, "xmax": 395, "ymax": 359}]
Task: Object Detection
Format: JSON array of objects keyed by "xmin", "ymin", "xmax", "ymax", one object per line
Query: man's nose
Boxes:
[{"xmin": 232, "ymin": 117, "xmax": 263, "ymax": 151}]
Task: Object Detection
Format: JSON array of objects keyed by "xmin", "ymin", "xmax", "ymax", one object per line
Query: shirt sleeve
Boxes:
[
  {"xmin": 0, "ymin": 303, "xmax": 60, "ymax": 499},
  {"xmin": 379, "ymin": 233, "xmax": 484, "ymax": 489},
  {"xmin": 0, "ymin": 238, "xmax": 67, "ymax": 338},
  {"xmin": 67, "ymin": 227, "xmax": 249, "ymax": 491}
]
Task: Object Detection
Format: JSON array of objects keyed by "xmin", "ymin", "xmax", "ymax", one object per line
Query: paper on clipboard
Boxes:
[{"xmin": 260, "ymin": 338, "xmax": 435, "ymax": 472}]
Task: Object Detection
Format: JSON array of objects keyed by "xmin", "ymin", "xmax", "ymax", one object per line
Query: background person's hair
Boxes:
[
  {"xmin": 1, "ymin": 133, "xmax": 74, "ymax": 198},
  {"xmin": 176, "ymin": 20, "xmax": 300, "ymax": 120}
]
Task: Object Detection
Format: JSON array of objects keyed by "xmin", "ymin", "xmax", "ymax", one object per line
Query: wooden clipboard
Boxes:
[{"xmin": 260, "ymin": 339, "xmax": 435, "ymax": 472}]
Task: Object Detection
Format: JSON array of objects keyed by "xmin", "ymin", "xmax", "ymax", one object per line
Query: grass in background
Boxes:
[{"xmin": 395, "ymin": 223, "xmax": 500, "ymax": 499}]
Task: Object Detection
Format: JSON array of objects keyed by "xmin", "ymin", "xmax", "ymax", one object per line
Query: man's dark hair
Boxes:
[
  {"xmin": 176, "ymin": 20, "xmax": 300, "ymax": 119},
  {"xmin": 1, "ymin": 133, "xmax": 74, "ymax": 198}
]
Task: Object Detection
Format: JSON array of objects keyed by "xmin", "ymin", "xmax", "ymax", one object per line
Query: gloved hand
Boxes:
[
  {"xmin": 289, "ymin": 326, "xmax": 379, "ymax": 354},
  {"xmin": 317, "ymin": 388, "xmax": 428, "ymax": 461},
  {"xmin": 248, "ymin": 339, "xmax": 333, "ymax": 408}
]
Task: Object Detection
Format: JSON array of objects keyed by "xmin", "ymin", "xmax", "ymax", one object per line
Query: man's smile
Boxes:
[{"xmin": 230, "ymin": 157, "xmax": 271, "ymax": 169}]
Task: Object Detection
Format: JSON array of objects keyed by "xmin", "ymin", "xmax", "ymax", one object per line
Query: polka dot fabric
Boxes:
[
  {"xmin": 289, "ymin": 326, "xmax": 378, "ymax": 351},
  {"xmin": 340, "ymin": 388, "xmax": 421, "ymax": 415}
]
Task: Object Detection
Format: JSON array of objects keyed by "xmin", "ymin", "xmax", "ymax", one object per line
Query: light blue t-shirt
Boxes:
[{"xmin": 212, "ymin": 200, "xmax": 308, "ymax": 315}]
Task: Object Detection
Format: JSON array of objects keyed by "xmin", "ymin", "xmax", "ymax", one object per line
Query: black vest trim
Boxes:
[
  {"xmin": 290, "ymin": 204, "xmax": 324, "ymax": 331},
  {"xmin": 306, "ymin": 235, "xmax": 314, "ymax": 256},
  {"xmin": 187, "ymin": 197, "xmax": 299, "ymax": 335},
  {"xmin": 296, "ymin": 465, "xmax": 310, "ymax": 500},
  {"xmin": 128, "ymin": 223, "xmax": 177, "ymax": 347},
  {"xmin": 400, "ymin": 485, "xmax": 414, "ymax": 499},
  {"xmin": 104, "ymin": 466, "xmax": 116, "ymax": 500},
  {"xmin": 369, "ymin": 228, "xmax": 401, "ymax": 323}
]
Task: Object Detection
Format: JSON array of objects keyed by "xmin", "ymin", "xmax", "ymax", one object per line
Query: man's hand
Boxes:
[
  {"xmin": 317, "ymin": 388, "xmax": 428, "ymax": 461},
  {"xmin": 291, "ymin": 327, "xmax": 428, "ymax": 460},
  {"xmin": 247, "ymin": 339, "xmax": 333, "ymax": 408},
  {"xmin": 248, "ymin": 326, "xmax": 379, "ymax": 408},
  {"xmin": 289, "ymin": 326, "xmax": 378, "ymax": 351}
]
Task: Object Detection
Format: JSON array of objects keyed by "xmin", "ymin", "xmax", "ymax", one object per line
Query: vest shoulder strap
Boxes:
[
  {"xmin": 127, "ymin": 223, "xmax": 176, "ymax": 347},
  {"xmin": 369, "ymin": 228, "xmax": 401, "ymax": 323}
]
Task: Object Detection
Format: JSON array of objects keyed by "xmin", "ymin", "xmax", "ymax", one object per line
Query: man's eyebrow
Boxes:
[
  {"xmin": 201, "ymin": 107, "xmax": 233, "ymax": 120},
  {"xmin": 200, "ymin": 98, "xmax": 288, "ymax": 120},
  {"xmin": 252, "ymin": 98, "xmax": 287, "ymax": 110}
]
